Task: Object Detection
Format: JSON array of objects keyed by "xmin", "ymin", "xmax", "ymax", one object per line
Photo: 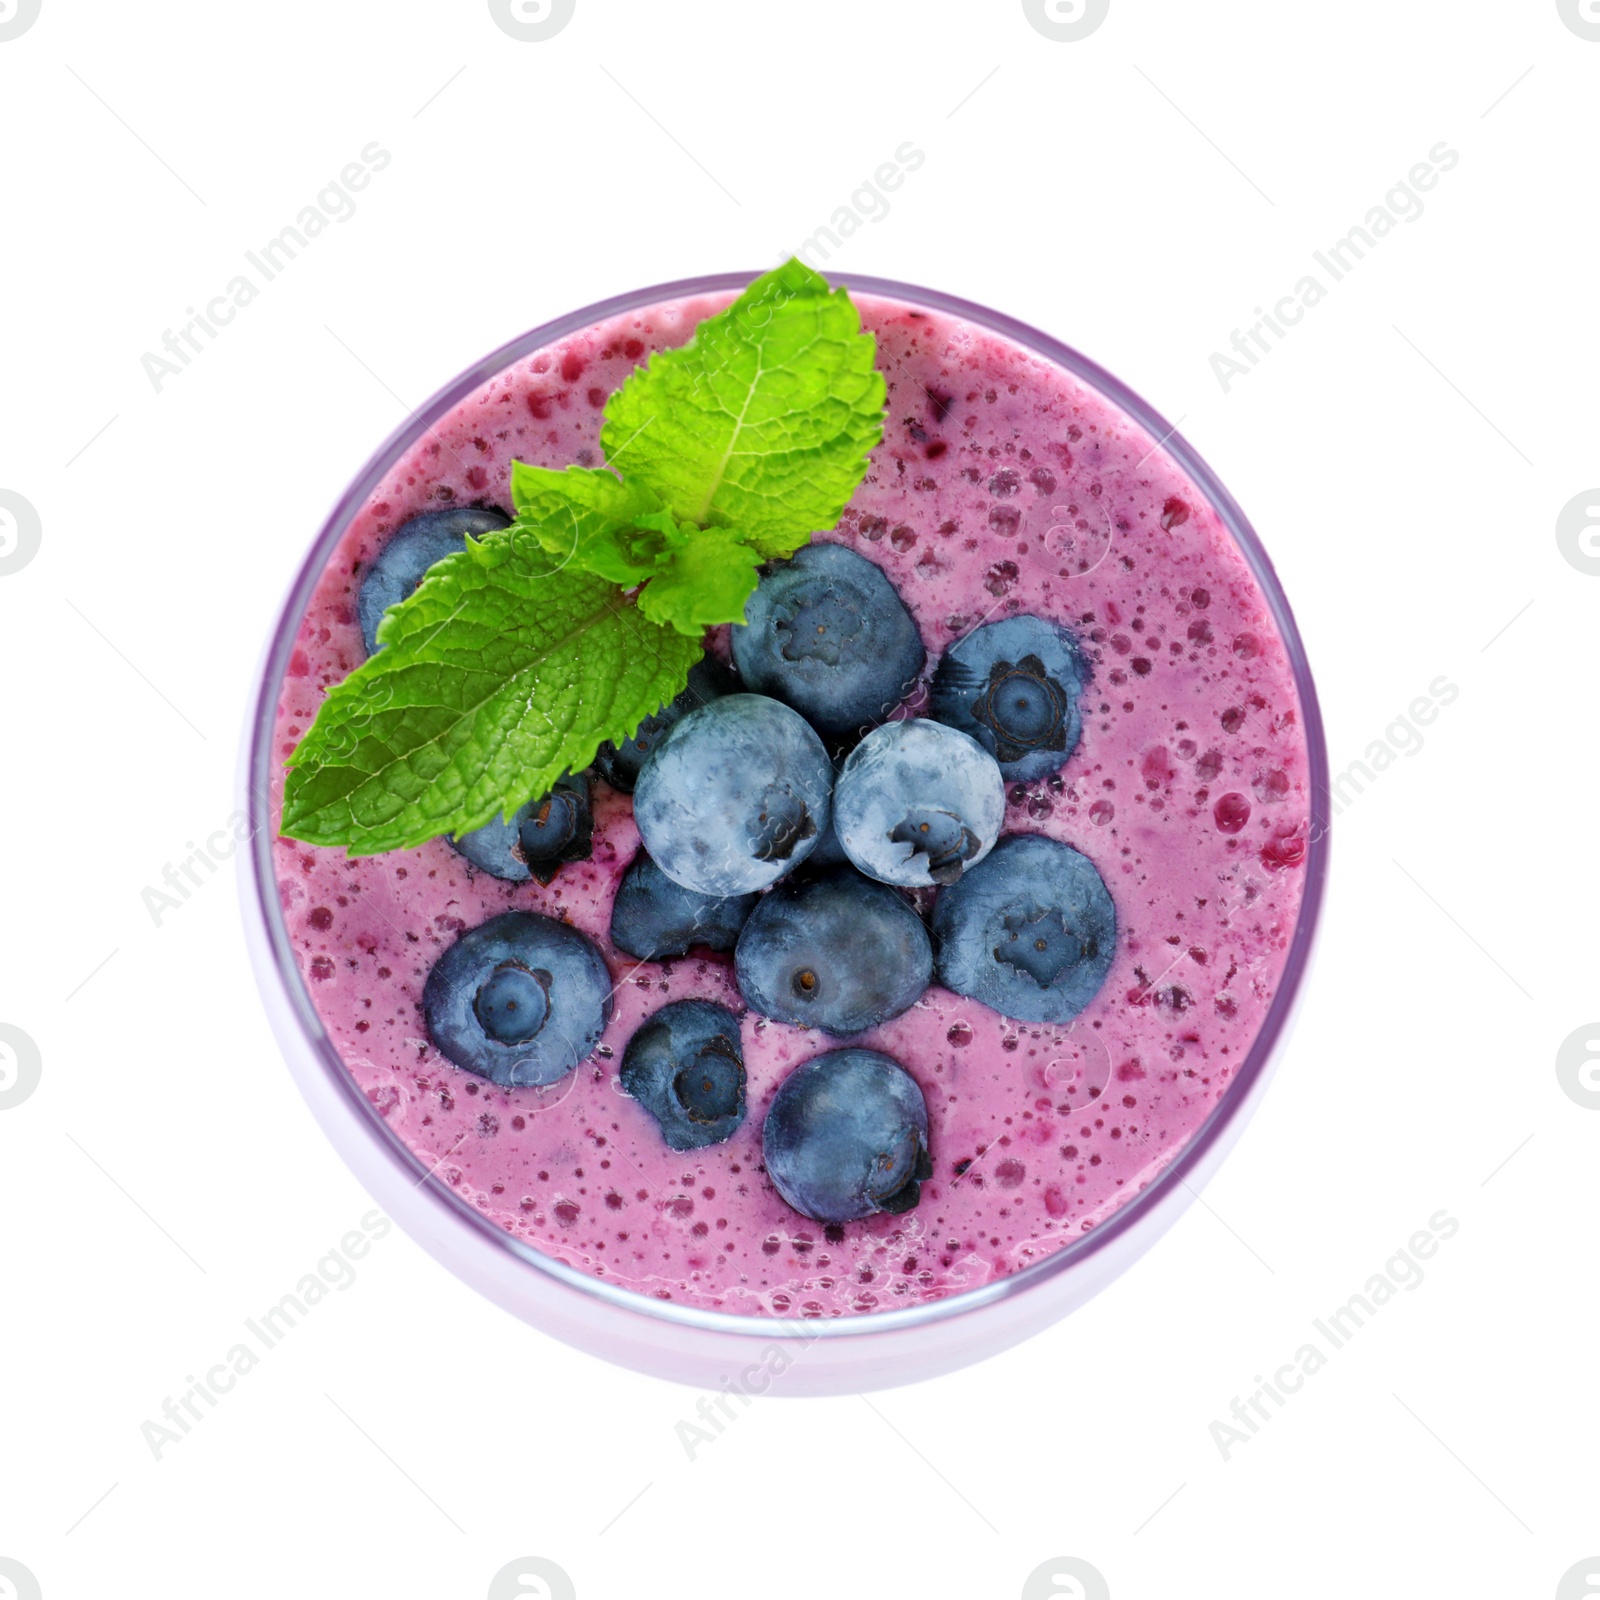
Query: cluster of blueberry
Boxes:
[{"xmin": 359, "ymin": 516, "xmax": 1116, "ymax": 1225}]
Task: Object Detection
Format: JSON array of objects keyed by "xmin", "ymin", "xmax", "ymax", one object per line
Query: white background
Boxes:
[{"xmin": 2, "ymin": 2, "xmax": 1595, "ymax": 1596}]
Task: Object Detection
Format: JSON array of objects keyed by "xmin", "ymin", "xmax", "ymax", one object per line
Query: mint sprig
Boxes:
[
  {"xmin": 281, "ymin": 260, "xmax": 884, "ymax": 855},
  {"xmin": 603, "ymin": 257, "xmax": 886, "ymax": 561},
  {"xmin": 281, "ymin": 540, "xmax": 702, "ymax": 854},
  {"xmin": 634, "ymin": 524, "xmax": 764, "ymax": 635},
  {"xmin": 508, "ymin": 462, "xmax": 680, "ymax": 587}
]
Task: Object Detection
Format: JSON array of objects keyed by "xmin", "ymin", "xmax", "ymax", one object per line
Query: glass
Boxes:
[{"xmin": 240, "ymin": 272, "xmax": 1330, "ymax": 1395}]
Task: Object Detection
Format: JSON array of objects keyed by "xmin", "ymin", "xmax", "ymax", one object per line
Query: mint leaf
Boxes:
[
  {"xmin": 508, "ymin": 462, "xmax": 681, "ymax": 586},
  {"xmin": 281, "ymin": 533, "xmax": 701, "ymax": 855},
  {"xmin": 508, "ymin": 458, "xmax": 764, "ymax": 637},
  {"xmin": 637, "ymin": 525, "xmax": 764, "ymax": 636},
  {"xmin": 601, "ymin": 258, "xmax": 885, "ymax": 559},
  {"xmin": 283, "ymin": 262, "xmax": 889, "ymax": 855}
]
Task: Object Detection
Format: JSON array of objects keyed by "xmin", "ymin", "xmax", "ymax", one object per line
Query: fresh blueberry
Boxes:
[
  {"xmin": 732, "ymin": 542, "xmax": 926, "ymax": 740},
  {"xmin": 619, "ymin": 998, "xmax": 746, "ymax": 1150},
  {"xmin": 803, "ymin": 810, "xmax": 852, "ymax": 870},
  {"xmin": 735, "ymin": 866, "xmax": 932, "ymax": 1036},
  {"xmin": 931, "ymin": 833, "xmax": 1115, "ymax": 1024},
  {"xmin": 514, "ymin": 774, "xmax": 593, "ymax": 883},
  {"xmin": 832, "ymin": 718, "xmax": 1006, "ymax": 888},
  {"xmin": 609, "ymin": 850, "xmax": 757, "ymax": 960},
  {"xmin": 594, "ymin": 656, "xmax": 738, "ymax": 793},
  {"xmin": 633, "ymin": 693, "xmax": 833, "ymax": 897},
  {"xmin": 473, "ymin": 963, "xmax": 548, "ymax": 1043},
  {"xmin": 447, "ymin": 811, "xmax": 529, "ymax": 880},
  {"xmin": 422, "ymin": 911, "xmax": 612, "ymax": 1086},
  {"xmin": 929, "ymin": 614, "xmax": 1090, "ymax": 782},
  {"xmin": 762, "ymin": 1049, "xmax": 932, "ymax": 1223},
  {"xmin": 448, "ymin": 773, "xmax": 593, "ymax": 885},
  {"xmin": 358, "ymin": 506, "xmax": 510, "ymax": 655}
]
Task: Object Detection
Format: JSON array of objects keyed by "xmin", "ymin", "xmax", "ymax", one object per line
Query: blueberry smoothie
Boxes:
[{"xmin": 269, "ymin": 285, "xmax": 1311, "ymax": 1319}]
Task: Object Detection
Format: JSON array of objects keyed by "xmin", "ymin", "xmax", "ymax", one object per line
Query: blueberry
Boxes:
[
  {"xmin": 448, "ymin": 773, "xmax": 593, "ymax": 885},
  {"xmin": 796, "ymin": 751, "xmax": 853, "ymax": 869},
  {"xmin": 762, "ymin": 1049, "xmax": 931, "ymax": 1223},
  {"xmin": 931, "ymin": 833, "xmax": 1115, "ymax": 1024},
  {"xmin": 609, "ymin": 849, "xmax": 757, "ymax": 960},
  {"xmin": 803, "ymin": 811, "xmax": 852, "ymax": 870},
  {"xmin": 358, "ymin": 506, "xmax": 510, "ymax": 655},
  {"xmin": 735, "ymin": 866, "xmax": 932, "ymax": 1036},
  {"xmin": 422, "ymin": 911, "xmax": 612, "ymax": 1086},
  {"xmin": 446, "ymin": 810, "xmax": 530, "ymax": 881},
  {"xmin": 594, "ymin": 656, "xmax": 738, "ymax": 793},
  {"xmin": 474, "ymin": 963, "xmax": 549, "ymax": 1043},
  {"xmin": 929, "ymin": 615, "xmax": 1090, "ymax": 782},
  {"xmin": 620, "ymin": 999, "xmax": 746, "ymax": 1150},
  {"xmin": 516, "ymin": 774, "xmax": 594, "ymax": 882},
  {"xmin": 633, "ymin": 694, "xmax": 833, "ymax": 896},
  {"xmin": 832, "ymin": 718, "xmax": 1006, "ymax": 888},
  {"xmin": 732, "ymin": 543, "xmax": 926, "ymax": 740}
]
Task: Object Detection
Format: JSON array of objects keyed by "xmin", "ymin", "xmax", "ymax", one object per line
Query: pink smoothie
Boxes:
[{"xmin": 270, "ymin": 289, "xmax": 1310, "ymax": 1318}]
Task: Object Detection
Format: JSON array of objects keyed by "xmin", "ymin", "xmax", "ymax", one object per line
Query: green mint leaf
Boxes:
[
  {"xmin": 509, "ymin": 460, "xmax": 765, "ymax": 637},
  {"xmin": 281, "ymin": 533, "xmax": 701, "ymax": 855},
  {"xmin": 600, "ymin": 257, "xmax": 885, "ymax": 560},
  {"xmin": 636, "ymin": 525, "xmax": 765, "ymax": 636},
  {"xmin": 283, "ymin": 263, "xmax": 889, "ymax": 854},
  {"xmin": 507, "ymin": 462, "xmax": 681, "ymax": 586}
]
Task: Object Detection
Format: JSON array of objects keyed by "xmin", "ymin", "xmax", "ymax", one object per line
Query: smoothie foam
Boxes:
[{"xmin": 270, "ymin": 290, "xmax": 1310, "ymax": 1319}]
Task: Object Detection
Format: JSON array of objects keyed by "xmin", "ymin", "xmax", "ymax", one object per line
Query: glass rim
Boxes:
[{"xmin": 244, "ymin": 269, "xmax": 1331, "ymax": 1343}]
